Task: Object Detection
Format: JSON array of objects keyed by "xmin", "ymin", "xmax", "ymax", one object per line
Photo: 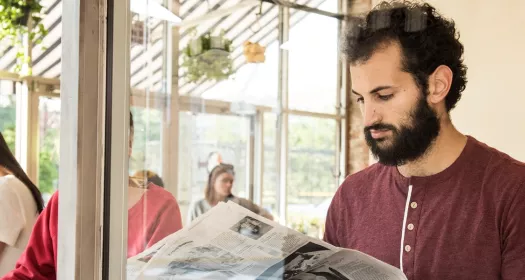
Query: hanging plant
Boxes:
[
  {"xmin": 181, "ymin": 28, "xmax": 235, "ymax": 83},
  {"xmin": 0, "ymin": 0, "xmax": 48, "ymax": 74}
]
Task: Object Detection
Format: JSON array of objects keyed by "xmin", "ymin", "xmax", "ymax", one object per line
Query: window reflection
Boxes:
[{"xmin": 127, "ymin": 111, "xmax": 183, "ymax": 258}]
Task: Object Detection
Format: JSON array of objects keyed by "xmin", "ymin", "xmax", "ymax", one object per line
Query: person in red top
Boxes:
[
  {"xmin": 1, "ymin": 112, "xmax": 183, "ymax": 279},
  {"xmin": 325, "ymin": 1, "xmax": 525, "ymax": 280}
]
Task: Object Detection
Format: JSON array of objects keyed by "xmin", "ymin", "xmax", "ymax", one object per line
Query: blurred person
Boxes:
[
  {"xmin": 187, "ymin": 163, "xmax": 273, "ymax": 222},
  {"xmin": 0, "ymin": 132, "xmax": 44, "ymax": 276},
  {"xmin": 324, "ymin": 1, "xmax": 525, "ymax": 280},
  {"xmin": 1, "ymin": 112, "xmax": 183, "ymax": 280}
]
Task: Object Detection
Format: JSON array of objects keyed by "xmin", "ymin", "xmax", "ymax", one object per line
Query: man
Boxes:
[{"xmin": 324, "ymin": 1, "xmax": 525, "ymax": 280}]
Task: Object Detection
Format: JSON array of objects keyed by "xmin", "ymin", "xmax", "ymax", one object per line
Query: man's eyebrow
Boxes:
[{"xmin": 352, "ymin": 86, "xmax": 394, "ymax": 96}]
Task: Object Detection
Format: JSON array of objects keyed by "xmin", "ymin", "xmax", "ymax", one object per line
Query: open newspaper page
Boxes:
[{"xmin": 129, "ymin": 201, "xmax": 407, "ymax": 280}]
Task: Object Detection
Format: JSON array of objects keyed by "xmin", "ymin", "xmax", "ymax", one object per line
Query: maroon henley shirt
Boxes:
[{"xmin": 324, "ymin": 136, "xmax": 525, "ymax": 279}]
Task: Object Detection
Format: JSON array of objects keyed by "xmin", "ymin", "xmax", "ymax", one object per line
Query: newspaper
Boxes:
[{"xmin": 127, "ymin": 201, "xmax": 407, "ymax": 280}]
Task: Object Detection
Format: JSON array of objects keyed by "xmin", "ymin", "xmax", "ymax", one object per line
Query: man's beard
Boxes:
[{"xmin": 364, "ymin": 96, "xmax": 440, "ymax": 166}]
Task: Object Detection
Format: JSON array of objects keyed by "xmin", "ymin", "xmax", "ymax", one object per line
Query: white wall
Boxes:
[{"xmin": 369, "ymin": 0, "xmax": 525, "ymax": 161}]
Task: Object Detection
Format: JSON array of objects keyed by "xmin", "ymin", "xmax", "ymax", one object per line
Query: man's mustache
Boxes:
[{"xmin": 364, "ymin": 123, "xmax": 397, "ymax": 132}]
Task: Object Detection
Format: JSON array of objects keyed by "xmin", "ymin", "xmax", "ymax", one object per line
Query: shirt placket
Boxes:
[{"xmin": 402, "ymin": 184, "xmax": 423, "ymax": 280}]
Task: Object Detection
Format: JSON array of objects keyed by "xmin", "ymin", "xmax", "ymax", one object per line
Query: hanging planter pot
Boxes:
[
  {"xmin": 189, "ymin": 36, "xmax": 203, "ymax": 56},
  {"xmin": 243, "ymin": 41, "xmax": 266, "ymax": 63},
  {"xmin": 210, "ymin": 34, "xmax": 224, "ymax": 50},
  {"xmin": 182, "ymin": 28, "xmax": 235, "ymax": 83}
]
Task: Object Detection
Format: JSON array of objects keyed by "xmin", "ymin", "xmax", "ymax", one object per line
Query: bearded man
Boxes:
[{"xmin": 324, "ymin": 2, "xmax": 525, "ymax": 280}]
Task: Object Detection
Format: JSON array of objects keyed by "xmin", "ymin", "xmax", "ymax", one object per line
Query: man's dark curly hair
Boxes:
[{"xmin": 342, "ymin": 1, "xmax": 468, "ymax": 111}]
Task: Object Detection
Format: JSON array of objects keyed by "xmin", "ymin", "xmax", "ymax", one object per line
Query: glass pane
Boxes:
[
  {"xmin": 126, "ymin": 0, "xmax": 180, "ymax": 262},
  {"xmin": 0, "ymin": 81, "xmax": 17, "ymax": 153},
  {"xmin": 288, "ymin": 1, "xmax": 339, "ymax": 113},
  {"xmin": 38, "ymin": 97, "xmax": 61, "ymax": 203},
  {"xmin": 287, "ymin": 115, "xmax": 337, "ymax": 238},
  {"xmin": 178, "ymin": 2, "xmax": 279, "ymax": 107},
  {"xmin": 131, "ymin": 4, "xmax": 169, "ymax": 92},
  {"xmin": 262, "ymin": 113, "xmax": 277, "ymax": 216},
  {"xmin": 129, "ymin": 107, "xmax": 163, "ymax": 176},
  {"xmin": 178, "ymin": 112, "xmax": 250, "ymax": 225}
]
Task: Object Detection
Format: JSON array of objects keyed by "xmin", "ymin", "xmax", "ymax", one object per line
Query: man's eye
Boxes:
[
  {"xmin": 378, "ymin": 94, "xmax": 393, "ymax": 101},
  {"xmin": 356, "ymin": 97, "xmax": 364, "ymax": 103}
]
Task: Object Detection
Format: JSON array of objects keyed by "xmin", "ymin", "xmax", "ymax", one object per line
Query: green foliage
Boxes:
[
  {"xmin": 288, "ymin": 117, "xmax": 336, "ymax": 206},
  {"xmin": 3, "ymin": 125, "xmax": 15, "ymax": 152},
  {"xmin": 0, "ymin": 95, "xmax": 58, "ymax": 195},
  {"xmin": 0, "ymin": 0, "xmax": 49, "ymax": 73},
  {"xmin": 181, "ymin": 29, "xmax": 235, "ymax": 83},
  {"xmin": 260, "ymin": 115, "xmax": 337, "ymax": 223},
  {"xmin": 38, "ymin": 128, "xmax": 58, "ymax": 195},
  {"xmin": 0, "ymin": 94, "xmax": 17, "ymax": 152}
]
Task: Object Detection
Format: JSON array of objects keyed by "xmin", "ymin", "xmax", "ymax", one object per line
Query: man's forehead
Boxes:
[{"xmin": 350, "ymin": 46, "xmax": 405, "ymax": 93}]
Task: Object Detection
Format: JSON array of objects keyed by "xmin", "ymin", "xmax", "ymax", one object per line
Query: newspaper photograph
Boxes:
[
  {"xmin": 127, "ymin": 201, "xmax": 407, "ymax": 280},
  {"xmin": 256, "ymin": 241, "xmax": 334, "ymax": 280},
  {"xmin": 290, "ymin": 249, "xmax": 407, "ymax": 280}
]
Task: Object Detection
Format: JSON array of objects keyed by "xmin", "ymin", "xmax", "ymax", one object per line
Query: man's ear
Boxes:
[{"xmin": 427, "ymin": 65, "xmax": 453, "ymax": 106}]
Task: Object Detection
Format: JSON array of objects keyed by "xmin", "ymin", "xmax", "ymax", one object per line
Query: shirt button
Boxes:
[
  {"xmin": 407, "ymin": 223, "xmax": 414, "ymax": 231},
  {"xmin": 405, "ymin": 245, "xmax": 412, "ymax": 252},
  {"xmin": 411, "ymin": 202, "xmax": 418, "ymax": 209}
]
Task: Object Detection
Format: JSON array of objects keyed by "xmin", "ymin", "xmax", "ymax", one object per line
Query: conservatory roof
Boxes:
[{"xmin": 0, "ymin": 0, "xmax": 328, "ymax": 96}]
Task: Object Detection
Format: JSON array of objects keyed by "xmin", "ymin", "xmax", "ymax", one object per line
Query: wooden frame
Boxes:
[{"xmin": 57, "ymin": 0, "xmax": 107, "ymax": 278}]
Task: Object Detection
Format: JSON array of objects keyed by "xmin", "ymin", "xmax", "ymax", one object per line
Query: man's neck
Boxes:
[{"xmin": 397, "ymin": 121, "xmax": 467, "ymax": 178}]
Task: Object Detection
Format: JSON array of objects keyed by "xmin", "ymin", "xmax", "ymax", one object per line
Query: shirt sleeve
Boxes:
[
  {"xmin": 2, "ymin": 192, "xmax": 58, "ymax": 280},
  {"xmin": 501, "ymin": 184, "xmax": 525, "ymax": 279},
  {"xmin": 0, "ymin": 186, "xmax": 25, "ymax": 246},
  {"xmin": 146, "ymin": 199, "xmax": 183, "ymax": 250}
]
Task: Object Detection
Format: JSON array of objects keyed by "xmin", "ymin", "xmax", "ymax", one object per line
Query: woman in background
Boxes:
[
  {"xmin": 0, "ymin": 132, "xmax": 44, "ymax": 276},
  {"xmin": 188, "ymin": 163, "xmax": 273, "ymax": 223}
]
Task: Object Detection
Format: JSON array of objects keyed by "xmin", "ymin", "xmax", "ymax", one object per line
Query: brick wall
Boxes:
[{"xmin": 345, "ymin": 0, "xmax": 373, "ymax": 176}]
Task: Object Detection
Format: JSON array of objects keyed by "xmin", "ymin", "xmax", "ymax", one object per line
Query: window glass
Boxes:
[
  {"xmin": 288, "ymin": 1, "xmax": 339, "ymax": 113},
  {"xmin": 38, "ymin": 97, "xmax": 61, "ymax": 202},
  {"xmin": 287, "ymin": 115, "xmax": 337, "ymax": 238}
]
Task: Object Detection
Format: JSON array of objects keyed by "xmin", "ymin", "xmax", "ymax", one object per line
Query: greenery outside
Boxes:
[{"xmin": 0, "ymin": 93, "xmax": 59, "ymax": 197}]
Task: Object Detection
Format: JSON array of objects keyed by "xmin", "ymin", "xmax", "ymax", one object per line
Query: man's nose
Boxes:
[{"xmin": 363, "ymin": 103, "xmax": 380, "ymax": 128}]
